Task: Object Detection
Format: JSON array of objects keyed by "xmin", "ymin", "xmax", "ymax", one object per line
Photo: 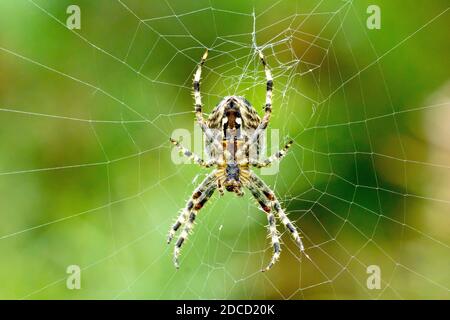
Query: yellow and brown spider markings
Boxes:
[
  {"xmin": 168, "ymin": 49, "xmax": 309, "ymax": 271},
  {"xmin": 244, "ymin": 179, "xmax": 281, "ymax": 270},
  {"xmin": 250, "ymin": 140, "xmax": 293, "ymax": 168},
  {"xmin": 193, "ymin": 50, "xmax": 208, "ymax": 119},
  {"xmin": 171, "ymin": 174, "xmax": 217, "ymax": 268},
  {"xmin": 167, "ymin": 172, "xmax": 217, "ymax": 245},
  {"xmin": 259, "ymin": 50, "xmax": 273, "ymax": 113},
  {"xmin": 249, "ymin": 172, "xmax": 309, "ymax": 257},
  {"xmin": 206, "ymin": 96, "xmax": 261, "ymax": 131},
  {"xmin": 169, "ymin": 138, "xmax": 215, "ymax": 168},
  {"xmin": 221, "ymin": 139, "xmax": 246, "ymax": 163}
]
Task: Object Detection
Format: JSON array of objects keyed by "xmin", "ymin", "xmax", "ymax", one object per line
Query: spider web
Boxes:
[{"xmin": 0, "ymin": 0, "xmax": 449, "ymax": 299}]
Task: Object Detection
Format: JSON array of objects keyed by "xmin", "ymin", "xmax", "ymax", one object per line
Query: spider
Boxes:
[{"xmin": 168, "ymin": 49, "xmax": 309, "ymax": 271}]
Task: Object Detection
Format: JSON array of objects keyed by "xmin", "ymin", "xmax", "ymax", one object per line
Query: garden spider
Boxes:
[{"xmin": 168, "ymin": 50, "xmax": 309, "ymax": 271}]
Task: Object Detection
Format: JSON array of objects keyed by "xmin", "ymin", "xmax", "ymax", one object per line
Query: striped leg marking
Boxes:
[
  {"xmin": 173, "ymin": 184, "xmax": 216, "ymax": 268},
  {"xmin": 272, "ymin": 200, "xmax": 309, "ymax": 259},
  {"xmin": 170, "ymin": 138, "xmax": 215, "ymax": 168},
  {"xmin": 250, "ymin": 173, "xmax": 309, "ymax": 260},
  {"xmin": 249, "ymin": 51, "xmax": 273, "ymax": 144},
  {"xmin": 258, "ymin": 50, "xmax": 273, "ymax": 113},
  {"xmin": 193, "ymin": 50, "xmax": 208, "ymax": 123},
  {"xmin": 237, "ymin": 50, "xmax": 273, "ymax": 159},
  {"xmin": 251, "ymin": 140, "xmax": 293, "ymax": 168},
  {"xmin": 167, "ymin": 172, "xmax": 216, "ymax": 244},
  {"xmin": 264, "ymin": 212, "xmax": 281, "ymax": 271},
  {"xmin": 191, "ymin": 50, "xmax": 223, "ymax": 152},
  {"xmin": 246, "ymin": 182, "xmax": 281, "ymax": 271}
]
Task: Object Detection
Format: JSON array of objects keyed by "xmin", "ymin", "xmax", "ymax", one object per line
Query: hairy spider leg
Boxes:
[
  {"xmin": 170, "ymin": 138, "xmax": 216, "ymax": 168},
  {"xmin": 167, "ymin": 172, "xmax": 216, "ymax": 244},
  {"xmin": 237, "ymin": 50, "xmax": 273, "ymax": 160},
  {"xmin": 244, "ymin": 179, "xmax": 281, "ymax": 271},
  {"xmin": 193, "ymin": 50, "xmax": 208, "ymax": 123},
  {"xmin": 192, "ymin": 50, "xmax": 223, "ymax": 152},
  {"xmin": 249, "ymin": 140, "xmax": 293, "ymax": 168},
  {"xmin": 173, "ymin": 181, "xmax": 217, "ymax": 268},
  {"xmin": 250, "ymin": 173, "xmax": 309, "ymax": 260}
]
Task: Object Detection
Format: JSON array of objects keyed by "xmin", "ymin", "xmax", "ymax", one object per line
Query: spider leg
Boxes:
[
  {"xmin": 167, "ymin": 172, "xmax": 216, "ymax": 244},
  {"xmin": 250, "ymin": 173, "xmax": 309, "ymax": 259},
  {"xmin": 250, "ymin": 140, "xmax": 293, "ymax": 168},
  {"xmin": 192, "ymin": 50, "xmax": 223, "ymax": 153},
  {"xmin": 245, "ymin": 180, "xmax": 281, "ymax": 271},
  {"xmin": 173, "ymin": 177, "xmax": 217, "ymax": 268},
  {"xmin": 236, "ymin": 50, "xmax": 273, "ymax": 159},
  {"xmin": 170, "ymin": 138, "xmax": 215, "ymax": 168},
  {"xmin": 259, "ymin": 50, "xmax": 273, "ymax": 115},
  {"xmin": 193, "ymin": 50, "xmax": 208, "ymax": 124},
  {"xmin": 248, "ymin": 50, "xmax": 273, "ymax": 144}
]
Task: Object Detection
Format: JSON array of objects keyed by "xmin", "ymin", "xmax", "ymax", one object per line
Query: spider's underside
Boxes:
[{"xmin": 168, "ymin": 50, "xmax": 309, "ymax": 271}]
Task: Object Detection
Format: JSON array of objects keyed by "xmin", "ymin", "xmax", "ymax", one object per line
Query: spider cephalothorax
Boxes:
[{"xmin": 168, "ymin": 50, "xmax": 309, "ymax": 271}]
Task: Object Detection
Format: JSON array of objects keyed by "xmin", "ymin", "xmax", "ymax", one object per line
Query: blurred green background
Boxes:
[{"xmin": 0, "ymin": 0, "xmax": 449, "ymax": 299}]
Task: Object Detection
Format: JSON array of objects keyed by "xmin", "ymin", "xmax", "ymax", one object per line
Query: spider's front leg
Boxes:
[
  {"xmin": 237, "ymin": 50, "xmax": 273, "ymax": 159},
  {"xmin": 193, "ymin": 50, "xmax": 208, "ymax": 124},
  {"xmin": 191, "ymin": 50, "xmax": 223, "ymax": 152},
  {"xmin": 170, "ymin": 138, "xmax": 216, "ymax": 168},
  {"xmin": 259, "ymin": 50, "xmax": 273, "ymax": 115},
  {"xmin": 250, "ymin": 139, "xmax": 293, "ymax": 168},
  {"xmin": 249, "ymin": 50, "xmax": 273, "ymax": 145}
]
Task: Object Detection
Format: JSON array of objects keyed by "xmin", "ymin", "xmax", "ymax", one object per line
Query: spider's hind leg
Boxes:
[
  {"xmin": 245, "ymin": 180, "xmax": 281, "ymax": 271},
  {"xmin": 250, "ymin": 173, "xmax": 310, "ymax": 260},
  {"xmin": 169, "ymin": 172, "xmax": 218, "ymax": 268},
  {"xmin": 167, "ymin": 172, "xmax": 216, "ymax": 244},
  {"xmin": 173, "ymin": 184, "xmax": 216, "ymax": 268}
]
